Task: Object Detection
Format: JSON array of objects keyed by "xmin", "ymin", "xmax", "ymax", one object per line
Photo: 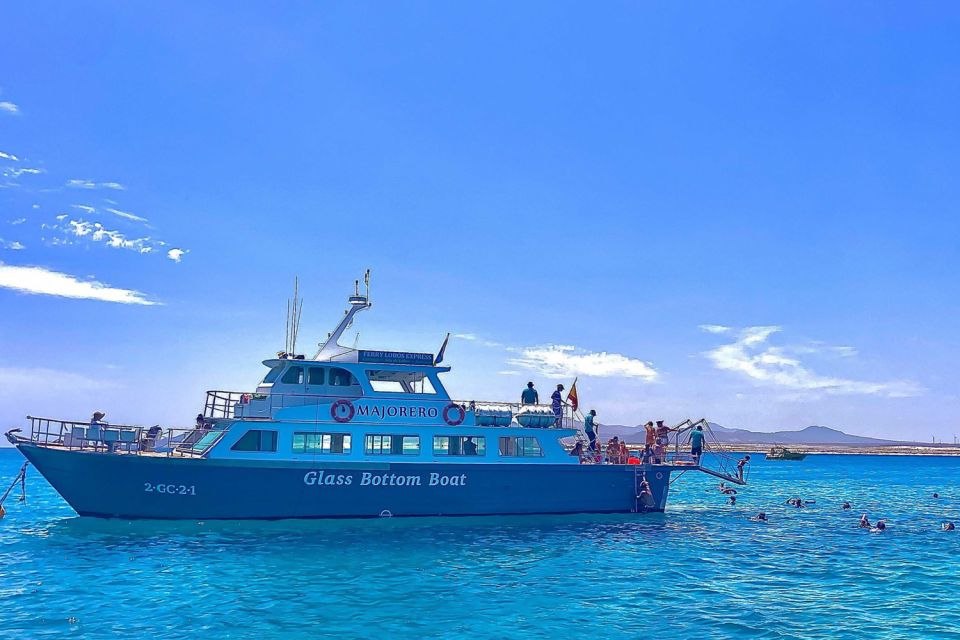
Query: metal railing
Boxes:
[
  {"xmin": 202, "ymin": 390, "xmax": 577, "ymax": 428},
  {"xmin": 21, "ymin": 416, "xmax": 226, "ymax": 457}
]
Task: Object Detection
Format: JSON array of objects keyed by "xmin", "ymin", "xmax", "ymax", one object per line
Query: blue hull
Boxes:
[{"xmin": 17, "ymin": 444, "xmax": 675, "ymax": 520}]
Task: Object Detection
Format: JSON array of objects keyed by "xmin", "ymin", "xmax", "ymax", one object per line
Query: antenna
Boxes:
[
  {"xmin": 364, "ymin": 268, "xmax": 371, "ymax": 300},
  {"xmin": 284, "ymin": 277, "xmax": 304, "ymax": 356}
]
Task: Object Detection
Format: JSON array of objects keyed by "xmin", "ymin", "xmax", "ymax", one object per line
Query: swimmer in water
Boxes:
[
  {"xmin": 751, "ymin": 512, "xmax": 768, "ymax": 523},
  {"xmin": 728, "ymin": 495, "xmax": 737, "ymax": 506},
  {"xmin": 943, "ymin": 522, "xmax": 955, "ymax": 531},
  {"xmin": 842, "ymin": 502, "xmax": 851, "ymax": 510},
  {"xmin": 873, "ymin": 520, "xmax": 886, "ymax": 532},
  {"xmin": 933, "ymin": 493, "xmax": 940, "ymax": 499},
  {"xmin": 859, "ymin": 514, "xmax": 872, "ymax": 529}
]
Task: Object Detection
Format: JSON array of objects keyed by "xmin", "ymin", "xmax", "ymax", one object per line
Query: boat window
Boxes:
[
  {"xmin": 366, "ymin": 370, "xmax": 437, "ymax": 394},
  {"xmin": 499, "ymin": 436, "xmax": 543, "ymax": 457},
  {"xmin": 293, "ymin": 432, "xmax": 352, "ymax": 454},
  {"xmin": 308, "ymin": 367, "xmax": 325, "ymax": 385},
  {"xmin": 364, "ymin": 434, "xmax": 420, "ymax": 455},
  {"xmin": 262, "ymin": 365, "xmax": 285, "ymax": 384},
  {"xmin": 281, "ymin": 366, "xmax": 304, "ymax": 385},
  {"xmin": 329, "ymin": 368, "xmax": 358, "ymax": 387},
  {"xmin": 231, "ymin": 429, "xmax": 278, "ymax": 452},
  {"xmin": 433, "ymin": 435, "xmax": 485, "ymax": 457}
]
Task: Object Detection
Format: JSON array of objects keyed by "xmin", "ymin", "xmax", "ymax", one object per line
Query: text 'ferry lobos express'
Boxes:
[{"xmin": 6, "ymin": 277, "xmax": 745, "ymax": 520}]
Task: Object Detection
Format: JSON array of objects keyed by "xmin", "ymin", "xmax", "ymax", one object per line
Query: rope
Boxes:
[{"xmin": 0, "ymin": 462, "xmax": 28, "ymax": 515}]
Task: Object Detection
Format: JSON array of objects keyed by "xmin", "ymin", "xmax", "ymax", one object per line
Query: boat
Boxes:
[
  {"xmin": 766, "ymin": 446, "xmax": 807, "ymax": 461},
  {"xmin": 5, "ymin": 275, "xmax": 746, "ymax": 520}
]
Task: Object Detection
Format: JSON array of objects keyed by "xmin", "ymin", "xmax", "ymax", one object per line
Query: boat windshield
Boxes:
[
  {"xmin": 366, "ymin": 369, "xmax": 436, "ymax": 394},
  {"xmin": 262, "ymin": 365, "xmax": 285, "ymax": 384}
]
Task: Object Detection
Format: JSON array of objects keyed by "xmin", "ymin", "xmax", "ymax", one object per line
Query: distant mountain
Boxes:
[{"xmin": 600, "ymin": 422, "xmax": 902, "ymax": 446}]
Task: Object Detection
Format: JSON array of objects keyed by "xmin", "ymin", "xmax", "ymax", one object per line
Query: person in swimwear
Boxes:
[
  {"xmin": 728, "ymin": 495, "xmax": 737, "ymax": 506},
  {"xmin": 859, "ymin": 514, "xmax": 872, "ymax": 529},
  {"xmin": 943, "ymin": 522, "xmax": 955, "ymax": 531},
  {"xmin": 751, "ymin": 512, "xmax": 768, "ymax": 523},
  {"xmin": 874, "ymin": 520, "xmax": 886, "ymax": 532},
  {"xmin": 842, "ymin": 502, "xmax": 852, "ymax": 510}
]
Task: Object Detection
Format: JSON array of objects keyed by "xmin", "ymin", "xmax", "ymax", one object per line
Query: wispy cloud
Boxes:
[
  {"xmin": 1, "ymin": 239, "xmax": 25, "ymax": 250},
  {"xmin": 507, "ymin": 344, "xmax": 659, "ymax": 380},
  {"xmin": 0, "ymin": 101, "xmax": 19, "ymax": 115},
  {"xmin": 10, "ymin": 218, "xmax": 26, "ymax": 225},
  {"xmin": 699, "ymin": 324, "xmax": 731, "ymax": 334},
  {"xmin": 104, "ymin": 207, "xmax": 148, "ymax": 223},
  {"xmin": 0, "ymin": 150, "xmax": 19, "ymax": 161},
  {"xmin": 0, "ymin": 263, "xmax": 157, "ymax": 305},
  {"xmin": 70, "ymin": 204, "xmax": 96, "ymax": 214},
  {"xmin": 2, "ymin": 167, "xmax": 44, "ymax": 178},
  {"xmin": 166, "ymin": 248, "xmax": 186, "ymax": 263},
  {"xmin": 65, "ymin": 219, "xmax": 154, "ymax": 254},
  {"xmin": 702, "ymin": 325, "xmax": 922, "ymax": 398},
  {"xmin": 66, "ymin": 179, "xmax": 126, "ymax": 191}
]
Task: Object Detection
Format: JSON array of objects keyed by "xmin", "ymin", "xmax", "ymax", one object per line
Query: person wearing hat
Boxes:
[
  {"xmin": 520, "ymin": 381, "xmax": 539, "ymax": 405},
  {"xmin": 89, "ymin": 411, "xmax": 106, "ymax": 451},
  {"xmin": 550, "ymin": 383, "xmax": 564, "ymax": 427}
]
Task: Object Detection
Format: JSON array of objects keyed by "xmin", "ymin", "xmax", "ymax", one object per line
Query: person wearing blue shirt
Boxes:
[
  {"xmin": 520, "ymin": 382, "xmax": 539, "ymax": 405},
  {"xmin": 584, "ymin": 409, "xmax": 599, "ymax": 452},
  {"xmin": 689, "ymin": 425, "xmax": 705, "ymax": 463}
]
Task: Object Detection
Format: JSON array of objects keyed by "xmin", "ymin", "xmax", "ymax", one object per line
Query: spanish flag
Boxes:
[{"xmin": 566, "ymin": 378, "xmax": 579, "ymax": 412}]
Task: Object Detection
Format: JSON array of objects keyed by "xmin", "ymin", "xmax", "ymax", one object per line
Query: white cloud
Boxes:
[
  {"xmin": 166, "ymin": 248, "xmax": 186, "ymax": 263},
  {"xmin": 0, "ymin": 101, "xmax": 19, "ymax": 114},
  {"xmin": 66, "ymin": 179, "xmax": 126, "ymax": 191},
  {"xmin": 2, "ymin": 167, "xmax": 43, "ymax": 178},
  {"xmin": 0, "ymin": 151, "xmax": 19, "ymax": 161},
  {"xmin": 454, "ymin": 333, "xmax": 478, "ymax": 340},
  {"xmin": 70, "ymin": 204, "xmax": 96, "ymax": 214},
  {"xmin": 10, "ymin": 218, "xmax": 26, "ymax": 225},
  {"xmin": 0, "ymin": 263, "xmax": 157, "ymax": 305},
  {"xmin": 507, "ymin": 344, "xmax": 659, "ymax": 380},
  {"xmin": 703, "ymin": 325, "xmax": 922, "ymax": 398},
  {"xmin": 65, "ymin": 219, "xmax": 154, "ymax": 254},
  {"xmin": 699, "ymin": 324, "xmax": 731, "ymax": 334},
  {"xmin": 1, "ymin": 239, "xmax": 25, "ymax": 250},
  {"xmin": 104, "ymin": 207, "xmax": 148, "ymax": 223}
]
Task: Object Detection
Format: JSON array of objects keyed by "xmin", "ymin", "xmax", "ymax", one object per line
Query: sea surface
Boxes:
[{"xmin": 1, "ymin": 447, "xmax": 958, "ymax": 640}]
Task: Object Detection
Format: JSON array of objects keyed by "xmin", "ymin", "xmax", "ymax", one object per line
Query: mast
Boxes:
[{"xmin": 313, "ymin": 270, "xmax": 372, "ymax": 361}]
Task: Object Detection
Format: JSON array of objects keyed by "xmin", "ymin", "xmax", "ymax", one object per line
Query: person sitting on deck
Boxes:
[
  {"xmin": 551, "ymin": 384, "xmax": 564, "ymax": 427},
  {"xmin": 642, "ymin": 445, "xmax": 654, "ymax": 464},
  {"xmin": 689, "ymin": 425, "xmax": 705, "ymax": 464},
  {"xmin": 736, "ymin": 455, "xmax": 751, "ymax": 481},
  {"xmin": 584, "ymin": 410, "xmax": 599, "ymax": 452},
  {"xmin": 196, "ymin": 413, "xmax": 207, "ymax": 430},
  {"xmin": 521, "ymin": 382, "xmax": 539, "ymax": 405},
  {"xmin": 140, "ymin": 425, "xmax": 162, "ymax": 452},
  {"xmin": 570, "ymin": 441, "xmax": 585, "ymax": 461}
]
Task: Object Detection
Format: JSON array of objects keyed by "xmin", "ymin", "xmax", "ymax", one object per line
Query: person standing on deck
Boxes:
[
  {"xmin": 521, "ymin": 382, "xmax": 539, "ymax": 405},
  {"xmin": 584, "ymin": 410, "xmax": 599, "ymax": 452},
  {"xmin": 737, "ymin": 455, "xmax": 751, "ymax": 481},
  {"xmin": 654, "ymin": 420, "xmax": 670, "ymax": 463},
  {"xmin": 689, "ymin": 425, "xmax": 706, "ymax": 464},
  {"xmin": 551, "ymin": 384, "xmax": 564, "ymax": 427}
]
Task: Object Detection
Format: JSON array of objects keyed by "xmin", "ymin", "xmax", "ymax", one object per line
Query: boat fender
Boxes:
[
  {"xmin": 442, "ymin": 403, "xmax": 465, "ymax": 426},
  {"xmin": 330, "ymin": 399, "xmax": 355, "ymax": 423},
  {"xmin": 627, "ymin": 457, "xmax": 640, "ymax": 465}
]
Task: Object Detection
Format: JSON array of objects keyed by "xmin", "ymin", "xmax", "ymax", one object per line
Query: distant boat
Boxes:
[{"xmin": 767, "ymin": 446, "xmax": 807, "ymax": 461}]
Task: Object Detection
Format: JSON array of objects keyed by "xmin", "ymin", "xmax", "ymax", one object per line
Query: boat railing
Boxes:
[
  {"xmin": 203, "ymin": 390, "xmax": 577, "ymax": 427},
  {"xmin": 20, "ymin": 416, "xmax": 226, "ymax": 457}
]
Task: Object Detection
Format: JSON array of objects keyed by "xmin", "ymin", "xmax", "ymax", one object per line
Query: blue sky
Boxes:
[{"xmin": 1, "ymin": 2, "xmax": 958, "ymax": 441}]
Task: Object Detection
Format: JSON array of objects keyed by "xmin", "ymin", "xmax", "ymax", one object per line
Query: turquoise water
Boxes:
[{"xmin": 1, "ymin": 448, "xmax": 959, "ymax": 639}]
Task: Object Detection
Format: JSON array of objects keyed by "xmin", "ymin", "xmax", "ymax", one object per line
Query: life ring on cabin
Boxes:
[
  {"xmin": 442, "ymin": 403, "xmax": 465, "ymax": 426},
  {"xmin": 330, "ymin": 399, "xmax": 355, "ymax": 423},
  {"xmin": 655, "ymin": 472, "xmax": 664, "ymax": 480}
]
